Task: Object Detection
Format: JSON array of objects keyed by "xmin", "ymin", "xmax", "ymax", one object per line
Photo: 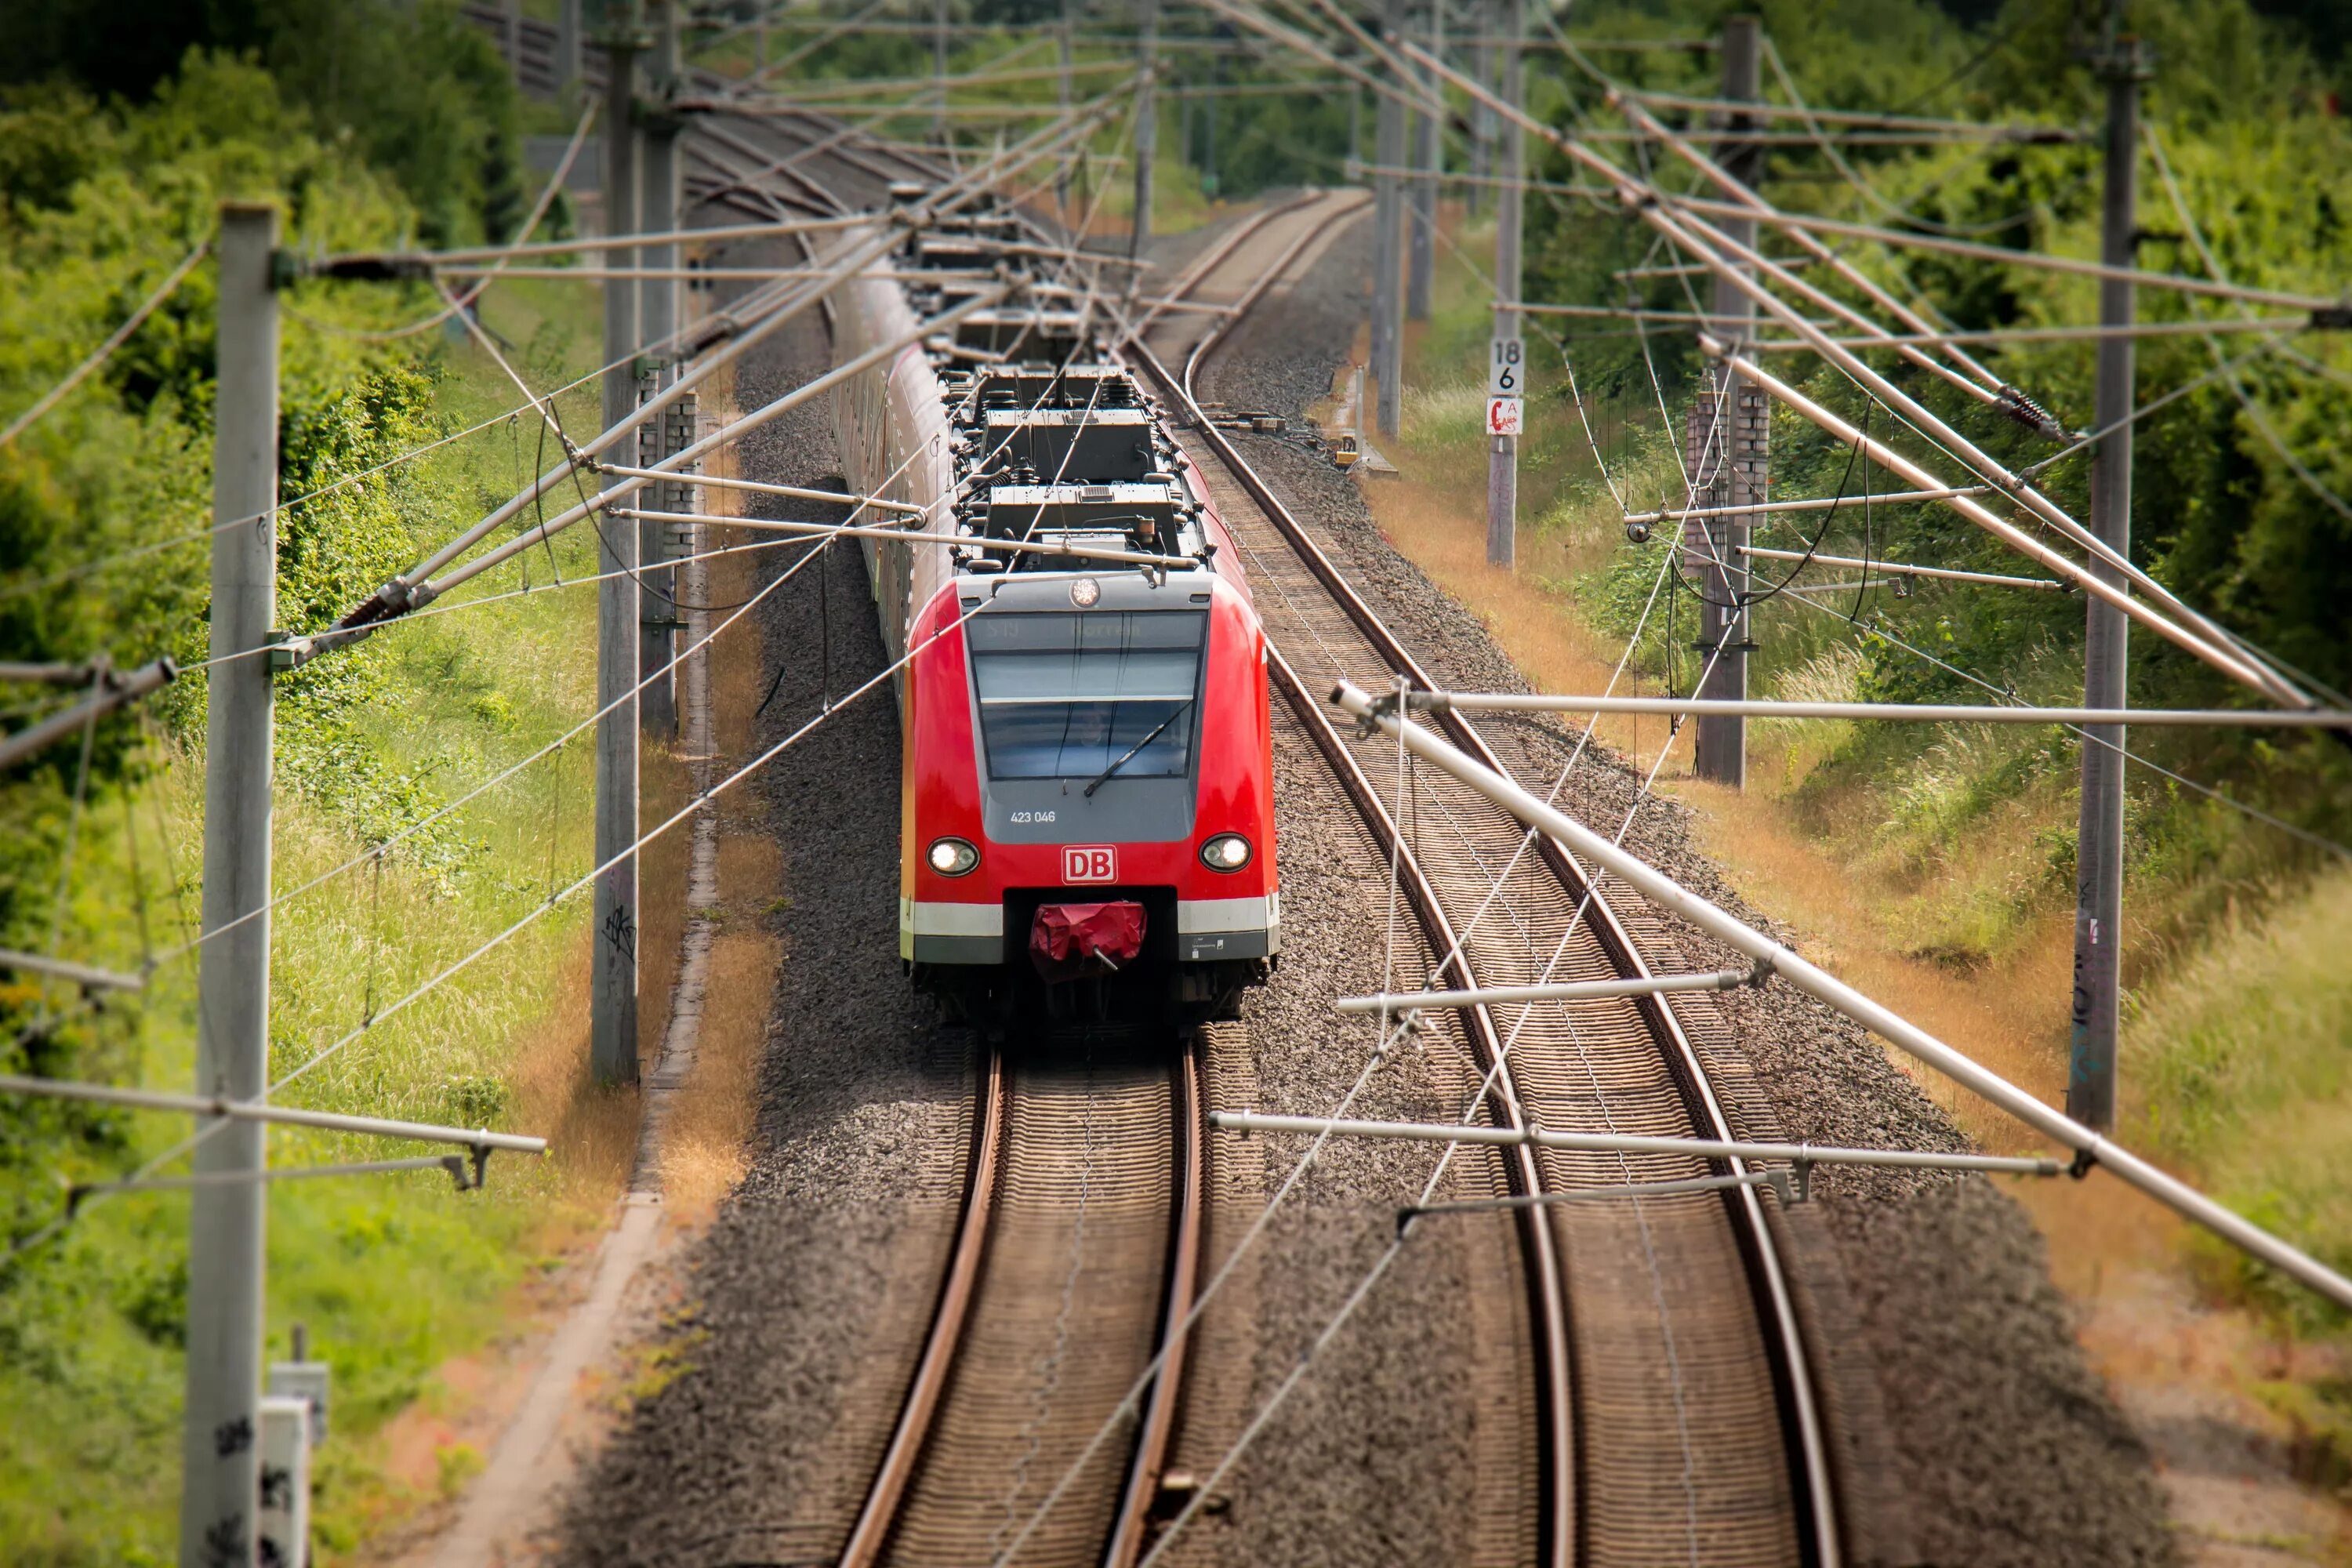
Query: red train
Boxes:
[{"xmin": 833, "ymin": 216, "xmax": 1279, "ymax": 1022}]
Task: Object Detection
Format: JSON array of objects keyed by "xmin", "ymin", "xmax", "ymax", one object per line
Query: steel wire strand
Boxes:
[
  {"xmin": 111, "ymin": 165, "xmax": 1147, "ymax": 1086},
  {"xmin": 2143, "ymin": 124, "xmax": 2352, "ymax": 528},
  {"xmin": 1656, "ymin": 466, "xmax": 2352, "ymax": 867},
  {"xmin": 0, "ymin": 238, "xmax": 210, "ymax": 452},
  {"xmin": 151, "ymin": 374, "xmax": 991, "ymax": 975},
  {"xmin": 1757, "ymin": 35, "xmax": 2071, "ymax": 241},
  {"xmin": 0, "ymin": 345, "xmax": 645, "ymax": 608},
  {"xmin": 319, "ymin": 91, "xmax": 1129, "ymax": 630},
  {"xmin": 1619, "ymin": 185, "xmax": 2316, "ymax": 702},
  {"xmin": 1776, "ymin": 583, "xmax": 2352, "ymax": 865},
  {"xmin": 56, "ymin": 579, "xmax": 1018, "ymax": 1240}
]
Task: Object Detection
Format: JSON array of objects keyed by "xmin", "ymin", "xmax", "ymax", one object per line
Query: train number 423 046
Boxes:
[{"xmin": 1008, "ymin": 810, "xmax": 1056, "ymax": 824}]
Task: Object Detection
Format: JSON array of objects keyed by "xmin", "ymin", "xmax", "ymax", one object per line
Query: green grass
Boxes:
[
  {"xmin": 2125, "ymin": 863, "xmax": 2352, "ymax": 1474},
  {"xmin": 0, "ymin": 275, "xmax": 621, "ymax": 1564}
]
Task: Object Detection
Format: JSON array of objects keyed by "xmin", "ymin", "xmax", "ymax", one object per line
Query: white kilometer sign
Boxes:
[{"xmin": 1487, "ymin": 335, "xmax": 1523, "ymax": 437}]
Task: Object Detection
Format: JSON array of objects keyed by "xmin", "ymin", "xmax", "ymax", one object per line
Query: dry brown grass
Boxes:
[
  {"xmin": 637, "ymin": 739, "xmax": 693, "ymax": 1075},
  {"xmin": 659, "ymin": 836, "xmax": 783, "ymax": 1221},
  {"xmin": 1671, "ymin": 775, "xmax": 2074, "ymax": 1152},
  {"xmin": 649, "ymin": 387, "xmax": 787, "ymax": 1222},
  {"xmin": 504, "ymin": 939, "xmax": 641, "ymax": 1207}
]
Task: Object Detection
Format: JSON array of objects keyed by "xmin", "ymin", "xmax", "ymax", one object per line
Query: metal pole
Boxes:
[
  {"xmin": 182, "ymin": 199, "xmax": 277, "ymax": 1568},
  {"xmin": 1372, "ymin": 0, "xmax": 1406, "ymax": 438},
  {"xmin": 1467, "ymin": 0, "xmax": 1492, "ymax": 218},
  {"xmin": 557, "ymin": 0, "xmax": 583, "ymax": 103},
  {"xmin": 1056, "ymin": 0, "xmax": 1075, "ymax": 213},
  {"xmin": 934, "ymin": 0, "xmax": 949, "ymax": 147},
  {"xmin": 595, "ymin": 15, "xmax": 642, "ymax": 1087},
  {"xmin": 1202, "ymin": 57, "xmax": 1218, "ymax": 196},
  {"xmin": 2072, "ymin": 20, "xmax": 2149, "ymax": 1134},
  {"xmin": 641, "ymin": 1, "xmax": 682, "ymax": 742},
  {"xmin": 1694, "ymin": 13, "xmax": 1761, "ymax": 789},
  {"xmin": 1406, "ymin": 0, "xmax": 1437, "ymax": 321},
  {"xmin": 1483, "ymin": 0, "xmax": 1521, "ymax": 562},
  {"xmin": 1131, "ymin": 0, "xmax": 1159, "ymax": 258}
]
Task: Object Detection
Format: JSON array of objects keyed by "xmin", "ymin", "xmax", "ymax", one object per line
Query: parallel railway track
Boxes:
[
  {"xmin": 1127, "ymin": 192, "xmax": 1843, "ymax": 1568},
  {"xmin": 706, "ymin": 98, "xmax": 1843, "ymax": 1560}
]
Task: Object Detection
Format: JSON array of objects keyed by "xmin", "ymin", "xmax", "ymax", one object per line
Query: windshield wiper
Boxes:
[{"xmin": 1083, "ymin": 699, "xmax": 1196, "ymax": 797}]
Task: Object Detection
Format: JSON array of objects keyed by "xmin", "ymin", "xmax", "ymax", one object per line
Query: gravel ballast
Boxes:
[
  {"xmin": 1201, "ymin": 212, "xmax": 2179, "ymax": 1567},
  {"xmin": 555, "ymin": 191, "xmax": 2177, "ymax": 1567}
]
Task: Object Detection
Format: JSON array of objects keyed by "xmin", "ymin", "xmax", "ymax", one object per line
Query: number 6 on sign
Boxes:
[
  {"xmin": 1486, "ymin": 397, "xmax": 1523, "ymax": 437},
  {"xmin": 1488, "ymin": 335, "xmax": 1523, "ymax": 396}
]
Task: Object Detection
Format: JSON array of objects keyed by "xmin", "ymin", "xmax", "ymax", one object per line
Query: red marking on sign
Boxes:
[{"xmin": 1063, "ymin": 845, "xmax": 1117, "ymax": 883}]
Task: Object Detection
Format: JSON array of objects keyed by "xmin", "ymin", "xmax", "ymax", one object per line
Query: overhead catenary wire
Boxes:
[
  {"xmin": 104, "ymin": 130, "xmax": 1149, "ymax": 1054},
  {"xmin": 1493, "ymin": 45, "xmax": 2315, "ymax": 702},
  {"xmin": 1331, "ymin": 679, "xmax": 2352, "ymax": 1314},
  {"xmin": 112, "ymin": 560, "xmax": 1021, "ymax": 1238},
  {"xmin": 287, "ymin": 100, "xmax": 598, "ymax": 343},
  {"xmin": 2142, "ymin": 123, "xmax": 2352, "ymax": 525},
  {"xmin": 995, "ymin": 198, "xmax": 1741, "ymax": 1560},
  {"xmin": 325, "ymin": 85, "xmax": 1134, "ymax": 641}
]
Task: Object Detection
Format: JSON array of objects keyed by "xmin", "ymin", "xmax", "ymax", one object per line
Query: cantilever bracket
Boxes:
[{"xmin": 441, "ymin": 1144, "xmax": 495, "ymax": 1193}]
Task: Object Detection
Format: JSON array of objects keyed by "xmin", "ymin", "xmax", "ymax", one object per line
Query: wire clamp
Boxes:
[{"xmin": 2067, "ymin": 1146, "xmax": 2099, "ymax": 1181}]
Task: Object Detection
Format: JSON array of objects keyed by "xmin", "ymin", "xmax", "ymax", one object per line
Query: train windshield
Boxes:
[{"xmin": 967, "ymin": 611, "xmax": 1207, "ymax": 781}]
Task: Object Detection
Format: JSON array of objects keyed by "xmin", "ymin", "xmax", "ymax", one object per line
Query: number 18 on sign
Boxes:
[{"xmin": 1487, "ymin": 335, "xmax": 1523, "ymax": 437}]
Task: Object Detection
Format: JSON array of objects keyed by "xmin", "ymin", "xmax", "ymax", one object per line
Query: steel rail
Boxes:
[
  {"xmin": 1178, "ymin": 191, "xmax": 1375, "ymax": 404},
  {"xmin": 1135, "ymin": 193, "xmax": 1842, "ymax": 1565},
  {"xmin": 1125, "ymin": 198, "xmax": 1301, "ymax": 343},
  {"xmin": 1102, "ymin": 1036, "xmax": 1207, "ymax": 1568},
  {"xmin": 837, "ymin": 1039, "xmax": 1008, "ymax": 1568},
  {"xmin": 1133, "ymin": 191, "xmax": 1579, "ymax": 1568},
  {"xmin": 1265, "ymin": 640, "xmax": 1579, "ymax": 1567}
]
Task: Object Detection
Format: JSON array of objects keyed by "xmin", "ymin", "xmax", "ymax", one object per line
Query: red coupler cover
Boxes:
[{"xmin": 1029, "ymin": 901, "xmax": 1147, "ymax": 982}]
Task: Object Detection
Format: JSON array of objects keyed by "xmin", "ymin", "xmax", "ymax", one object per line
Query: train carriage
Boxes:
[{"xmin": 832, "ymin": 219, "xmax": 1279, "ymax": 1022}]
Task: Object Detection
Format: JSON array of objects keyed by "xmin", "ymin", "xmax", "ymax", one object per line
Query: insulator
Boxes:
[{"xmin": 1995, "ymin": 385, "xmax": 2070, "ymax": 443}]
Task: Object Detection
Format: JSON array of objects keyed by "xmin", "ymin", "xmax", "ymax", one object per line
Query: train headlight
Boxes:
[
  {"xmin": 927, "ymin": 837, "xmax": 980, "ymax": 877},
  {"xmin": 1199, "ymin": 833, "xmax": 1253, "ymax": 873}
]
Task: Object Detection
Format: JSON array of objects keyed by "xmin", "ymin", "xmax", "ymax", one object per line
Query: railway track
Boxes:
[
  {"xmin": 702, "ymin": 104, "xmax": 1841, "ymax": 1560},
  {"xmin": 1126, "ymin": 192, "xmax": 1844, "ymax": 1568},
  {"xmin": 836, "ymin": 1030, "xmax": 1207, "ymax": 1568}
]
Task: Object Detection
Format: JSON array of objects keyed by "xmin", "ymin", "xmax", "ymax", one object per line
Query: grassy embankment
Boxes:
[
  {"xmin": 1356, "ymin": 193, "xmax": 2352, "ymax": 1476},
  {"xmin": 0, "ymin": 62, "xmax": 713, "ymax": 1560}
]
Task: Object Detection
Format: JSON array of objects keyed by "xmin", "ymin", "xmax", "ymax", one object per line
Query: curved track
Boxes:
[
  {"xmin": 1129, "ymin": 191, "xmax": 1843, "ymax": 1568},
  {"xmin": 690, "ymin": 97, "xmax": 1839, "ymax": 1561}
]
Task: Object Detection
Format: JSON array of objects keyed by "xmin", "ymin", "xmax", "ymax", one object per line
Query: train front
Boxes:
[{"xmin": 901, "ymin": 469, "xmax": 1279, "ymax": 1024}]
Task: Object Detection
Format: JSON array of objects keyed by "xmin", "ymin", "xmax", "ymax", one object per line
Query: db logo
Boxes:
[{"xmin": 1063, "ymin": 845, "xmax": 1116, "ymax": 883}]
